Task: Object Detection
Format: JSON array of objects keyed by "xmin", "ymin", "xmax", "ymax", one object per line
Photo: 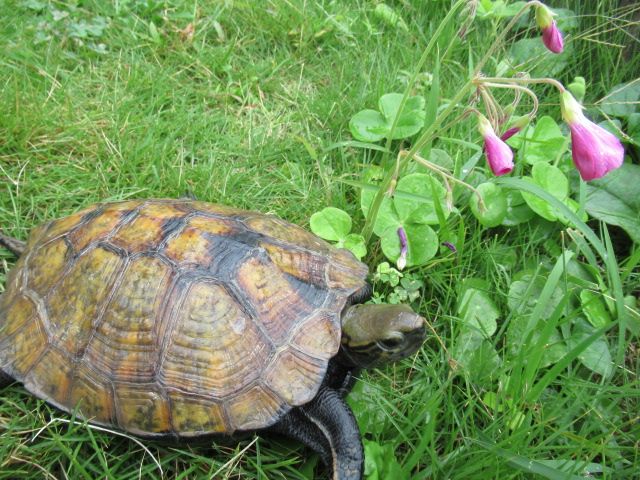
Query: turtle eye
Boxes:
[{"xmin": 378, "ymin": 335, "xmax": 404, "ymax": 351}]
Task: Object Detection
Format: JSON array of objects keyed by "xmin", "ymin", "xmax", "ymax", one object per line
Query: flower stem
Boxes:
[
  {"xmin": 481, "ymin": 82, "xmax": 540, "ymax": 119},
  {"xmin": 361, "ymin": 0, "xmax": 469, "ymax": 242},
  {"xmin": 478, "ymin": 76, "xmax": 566, "ymax": 93},
  {"xmin": 405, "ymin": 151, "xmax": 488, "ymax": 213}
]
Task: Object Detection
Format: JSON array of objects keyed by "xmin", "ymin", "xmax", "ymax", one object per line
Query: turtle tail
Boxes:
[{"xmin": 0, "ymin": 230, "xmax": 25, "ymax": 257}]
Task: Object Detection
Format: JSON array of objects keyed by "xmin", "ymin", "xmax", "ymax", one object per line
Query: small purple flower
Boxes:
[
  {"xmin": 397, "ymin": 226, "xmax": 408, "ymax": 270},
  {"xmin": 560, "ymin": 91, "xmax": 625, "ymax": 181},
  {"xmin": 441, "ymin": 241, "xmax": 457, "ymax": 253},
  {"xmin": 478, "ymin": 114, "xmax": 514, "ymax": 176},
  {"xmin": 535, "ymin": 4, "xmax": 564, "ymax": 54}
]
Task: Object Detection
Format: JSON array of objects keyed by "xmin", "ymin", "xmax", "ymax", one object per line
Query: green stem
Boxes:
[{"xmin": 361, "ymin": 0, "xmax": 469, "ymax": 242}]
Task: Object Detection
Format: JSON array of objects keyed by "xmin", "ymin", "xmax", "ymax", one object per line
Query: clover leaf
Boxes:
[
  {"xmin": 310, "ymin": 207, "xmax": 351, "ymax": 241},
  {"xmin": 349, "ymin": 110, "xmax": 388, "ymax": 142},
  {"xmin": 507, "ymin": 116, "xmax": 567, "ymax": 165},
  {"xmin": 360, "ymin": 173, "xmax": 446, "ymax": 267},
  {"xmin": 350, "ymin": 93, "xmax": 426, "ymax": 142},
  {"xmin": 380, "ymin": 223, "xmax": 438, "ymax": 268},
  {"xmin": 521, "ymin": 162, "xmax": 569, "ymax": 221},
  {"xmin": 310, "ymin": 207, "xmax": 367, "ymax": 259},
  {"xmin": 469, "ymin": 182, "xmax": 507, "ymax": 227},
  {"xmin": 393, "ymin": 173, "xmax": 449, "ymax": 224}
]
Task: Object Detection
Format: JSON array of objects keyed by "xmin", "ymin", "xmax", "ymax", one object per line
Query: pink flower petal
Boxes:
[
  {"xmin": 542, "ymin": 20, "xmax": 564, "ymax": 54},
  {"xmin": 560, "ymin": 91, "xmax": 625, "ymax": 181},
  {"xmin": 569, "ymin": 121, "xmax": 624, "ymax": 181},
  {"xmin": 484, "ymin": 132, "xmax": 514, "ymax": 176}
]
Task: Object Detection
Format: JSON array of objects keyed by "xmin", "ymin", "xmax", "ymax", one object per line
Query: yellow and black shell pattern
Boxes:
[{"xmin": 0, "ymin": 199, "xmax": 368, "ymax": 437}]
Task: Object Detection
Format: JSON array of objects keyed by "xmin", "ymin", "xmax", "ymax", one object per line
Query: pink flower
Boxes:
[
  {"xmin": 535, "ymin": 4, "xmax": 564, "ymax": 54},
  {"xmin": 397, "ymin": 227, "xmax": 408, "ymax": 270},
  {"xmin": 478, "ymin": 114, "xmax": 514, "ymax": 176},
  {"xmin": 560, "ymin": 91, "xmax": 624, "ymax": 181}
]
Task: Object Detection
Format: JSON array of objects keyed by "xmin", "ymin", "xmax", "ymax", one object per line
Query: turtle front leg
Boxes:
[{"xmin": 271, "ymin": 387, "xmax": 363, "ymax": 480}]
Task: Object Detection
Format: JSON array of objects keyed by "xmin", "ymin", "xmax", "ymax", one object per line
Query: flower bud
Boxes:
[
  {"xmin": 478, "ymin": 114, "xmax": 514, "ymax": 176},
  {"xmin": 500, "ymin": 115, "xmax": 530, "ymax": 141},
  {"xmin": 535, "ymin": 4, "xmax": 564, "ymax": 54},
  {"xmin": 560, "ymin": 91, "xmax": 624, "ymax": 181}
]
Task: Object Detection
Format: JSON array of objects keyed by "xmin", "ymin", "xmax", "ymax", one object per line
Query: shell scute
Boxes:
[
  {"xmin": 235, "ymin": 253, "xmax": 323, "ymax": 346},
  {"xmin": 24, "ymin": 347, "xmax": 73, "ymax": 406},
  {"xmin": 84, "ymin": 255, "xmax": 172, "ymax": 382},
  {"xmin": 226, "ymin": 384, "xmax": 285, "ymax": 431},
  {"xmin": 264, "ymin": 348, "xmax": 326, "ymax": 405},
  {"xmin": 243, "ymin": 215, "xmax": 332, "ymax": 254},
  {"xmin": 162, "ymin": 215, "xmax": 237, "ymax": 266},
  {"xmin": 110, "ymin": 203, "xmax": 187, "ymax": 253},
  {"xmin": 0, "ymin": 296, "xmax": 46, "ymax": 377},
  {"xmin": 114, "ymin": 384, "xmax": 171, "ymax": 435},
  {"xmin": 45, "ymin": 245, "xmax": 122, "ymax": 356},
  {"xmin": 290, "ymin": 310, "xmax": 342, "ymax": 360},
  {"xmin": 168, "ymin": 393, "xmax": 228, "ymax": 436},
  {"xmin": 69, "ymin": 364, "xmax": 115, "ymax": 424},
  {"xmin": 39, "ymin": 205, "xmax": 96, "ymax": 243},
  {"xmin": 68, "ymin": 206, "xmax": 128, "ymax": 252},
  {"xmin": 26, "ymin": 238, "xmax": 70, "ymax": 298},
  {"xmin": 160, "ymin": 280, "xmax": 272, "ymax": 398}
]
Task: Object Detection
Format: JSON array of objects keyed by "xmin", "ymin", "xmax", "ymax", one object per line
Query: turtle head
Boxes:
[{"xmin": 339, "ymin": 304, "xmax": 426, "ymax": 369}]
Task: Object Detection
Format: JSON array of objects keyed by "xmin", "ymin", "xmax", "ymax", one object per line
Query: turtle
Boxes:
[{"xmin": 0, "ymin": 199, "xmax": 426, "ymax": 480}]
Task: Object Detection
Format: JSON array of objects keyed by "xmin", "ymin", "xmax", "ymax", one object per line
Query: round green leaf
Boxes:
[
  {"xmin": 469, "ymin": 182, "xmax": 507, "ymax": 227},
  {"xmin": 458, "ymin": 288, "xmax": 500, "ymax": 337},
  {"xmin": 531, "ymin": 162, "xmax": 568, "ymax": 199},
  {"xmin": 341, "ymin": 233, "xmax": 367, "ymax": 260},
  {"xmin": 568, "ymin": 319, "xmax": 613, "ymax": 378},
  {"xmin": 378, "ymin": 93, "xmax": 424, "ymax": 121},
  {"xmin": 310, "ymin": 207, "xmax": 352, "ymax": 241},
  {"xmin": 506, "ymin": 314, "xmax": 567, "ymax": 368},
  {"xmin": 502, "ymin": 189, "xmax": 535, "ymax": 226},
  {"xmin": 452, "ymin": 330, "xmax": 501, "ymax": 386},
  {"xmin": 580, "ymin": 290, "xmax": 611, "ymax": 328},
  {"xmin": 521, "ymin": 163, "xmax": 569, "ymax": 221},
  {"xmin": 557, "ymin": 197, "xmax": 588, "ymax": 225},
  {"xmin": 513, "ymin": 116, "xmax": 567, "ymax": 165},
  {"xmin": 394, "ymin": 173, "xmax": 449, "ymax": 224},
  {"xmin": 378, "ymin": 93, "xmax": 426, "ymax": 139},
  {"xmin": 360, "ymin": 187, "xmax": 401, "ymax": 237},
  {"xmin": 380, "ymin": 223, "xmax": 438, "ymax": 267},
  {"xmin": 349, "ymin": 109, "xmax": 388, "ymax": 142}
]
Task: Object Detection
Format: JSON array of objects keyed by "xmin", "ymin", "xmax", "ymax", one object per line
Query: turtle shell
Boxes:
[{"xmin": 0, "ymin": 199, "xmax": 368, "ymax": 437}]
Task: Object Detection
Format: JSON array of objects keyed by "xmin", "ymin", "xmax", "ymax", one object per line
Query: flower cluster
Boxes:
[{"xmin": 476, "ymin": 2, "xmax": 625, "ymax": 182}]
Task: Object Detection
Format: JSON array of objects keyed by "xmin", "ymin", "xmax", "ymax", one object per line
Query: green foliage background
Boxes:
[{"xmin": 0, "ymin": 1, "xmax": 638, "ymax": 478}]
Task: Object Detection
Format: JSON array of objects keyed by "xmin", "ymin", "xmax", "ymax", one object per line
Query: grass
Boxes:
[{"xmin": 1, "ymin": 0, "xmax": 639, "ymax": 478}]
